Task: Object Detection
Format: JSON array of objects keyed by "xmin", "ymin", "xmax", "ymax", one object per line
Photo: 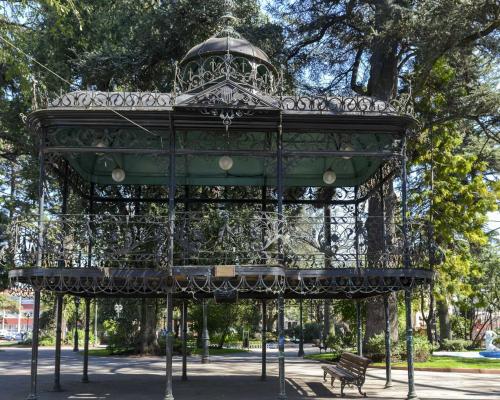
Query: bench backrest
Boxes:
[{"xmin": 337, "ymin": 352, "xmax": 371, "ymax": 378}]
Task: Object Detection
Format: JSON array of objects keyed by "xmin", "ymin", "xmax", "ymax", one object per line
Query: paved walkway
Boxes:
[{"xmin": 1, "ymin": 346, "xmax": 499, "ymax": 399}]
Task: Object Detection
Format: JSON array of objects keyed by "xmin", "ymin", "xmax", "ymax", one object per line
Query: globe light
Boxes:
[
  {"xmin": 111, "ymin": 167, "xmax": 126, "ymax": 183},
  {"xmin": 342, "ymin": 144, "xmax": 354, "ymax": 160},
  {"xmin": 218, "ymin": 155, "xmax": 234, "ymax": 171},
  {"xmin": 323, "ymin": 169, "xmax": 337, "ymax": 185},
  {"xmin": 94, "ymin": 140, "xmax": 107, "ymax": 156}
]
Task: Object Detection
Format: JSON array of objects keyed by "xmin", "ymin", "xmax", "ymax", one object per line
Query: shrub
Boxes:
[
  {"xmin": 324, "ymin": 335, "xmax": 343, "ymax": 352},
  {"xmin": 303, "ymin": 322, "xmax": 322, "ymax": 342},
  {"xmin": 157, "ymin": 336, "xmax": 190, "ymax": 356},
  {"xmin": 102, "ymin": 319, "xmax": 135, "ymax": 354},
  {"xmin": 39, "ymin": 334, "xmax": 56, "ymax": 346},
  {"xmin": 63, "ymin": 329, "xmax": 95, "ymax": 347},
  {"xmin": 440, "ymin": 339, "xmax": 472, "ymax": 352},
  {"xmin": 412, "ymin": 335, "xmax": 433, "ymax": 362},
  {"xmin": 365, "ymin": 333, "xmax": 386, "ymax": 362}
]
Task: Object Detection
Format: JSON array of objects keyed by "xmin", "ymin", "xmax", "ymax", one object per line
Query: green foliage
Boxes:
[
  {"xmin": 365, "ymin": 333, "xmax": 432, "ymax": 363},
  {"xmin": 440, "ymin": 339, "xmax": 473, "ymax": 352},
  {"xmin": 102, "ymin": 319, "xmax": 135, "ymax": 354},
  {"xmin": 302, "ymin": 322, "xmax": 322, "ymax": 342},
  {"xmin": 365, "ymin": 333, "xmax": 388, "ymax": 362}
]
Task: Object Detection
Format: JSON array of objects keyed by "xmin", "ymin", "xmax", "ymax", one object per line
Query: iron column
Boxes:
[
  {"xmin": 402, "ymin": 135, "xmax": 418, "ymax": 400},
  {"xmin": 164, "ymin": 112, "xmax": 176, "ymax": 400},
  {"xmin": 27, "ymin": 290, "xmax": 41, "ymax": 400},
  {"xmin": 181, "ymin": 300, "xmax": 188, "ymax": 381},
  {"xmin": 277, "ymin": 111, "xmax": 286, "ymax": 400},
  {"xmin": 356, "ymin": 300, "xmax": 362, "ymax": 356},
  {"xmin": 201, "ymin": 299, "xmax": 210, "ymax": 364},
  {"xmin": 54, "ymin": 163, "xmax": 68, "ymax": 392},
  {"xmin": 53, "ymin": 294, "xmax": 63, "ymax": 391},
  {"xmin": 297, "ymin": 299, "xmax": 304, "ymax": 357},
  {"xmin": 82, "ymin": 298, "xmax": 91, "ymax": 383},
  {"xmin": 384, "ymin": 294, "xmax": 392, "ymax": 388},
  {"xmin": 261, "ymin": 299, "xmax": 267, "ymax": 380},
  {"xmin": 73, "ymin": 297, "xmax": 80, "ymax": 352}
]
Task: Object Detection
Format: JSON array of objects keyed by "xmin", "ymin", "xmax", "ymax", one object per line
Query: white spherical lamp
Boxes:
[
  {"xmin": 218, "ymin": 155, "xmax": 234, "ymax": 171},
  {"xmin": 322, "ymin": 169, "xmax": 336, "ymax": 185},
  {"xmin": 342, "ymin": 144, "xmax": 354, "ymax": 160},
  {"xmin": 111, "ymin": 167, "xmax": 126, "ymax": 183}
]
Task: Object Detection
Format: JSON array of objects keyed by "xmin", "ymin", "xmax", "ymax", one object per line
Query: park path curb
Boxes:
[{"xmin": 369, "ymin": 365, "xmax": 500, "ymax": 374}]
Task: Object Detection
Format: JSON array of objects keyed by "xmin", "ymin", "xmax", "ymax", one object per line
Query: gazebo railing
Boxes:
[{"xmin": 4, "ymin": 213, "xmax": 429, "ymax": 270}]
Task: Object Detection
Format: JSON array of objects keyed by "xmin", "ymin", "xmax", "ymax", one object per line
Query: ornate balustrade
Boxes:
[{"xmin": 5, "ymin": 212, "xmax": 429, "ymax": 270}]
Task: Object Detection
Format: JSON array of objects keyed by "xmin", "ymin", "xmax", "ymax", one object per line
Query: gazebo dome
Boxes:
[
  {"xmin": 180, "ymin": 30, "xmax": 274, "ymax": 70},
  {"xmin": 176, "ymin": 18, "xmax": 278, "ymax": 95}
]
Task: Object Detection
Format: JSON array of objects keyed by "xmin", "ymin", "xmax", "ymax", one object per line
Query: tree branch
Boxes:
[{"xmin": 350, "ymin": 47, "xmax": 367, "ymax": 95}]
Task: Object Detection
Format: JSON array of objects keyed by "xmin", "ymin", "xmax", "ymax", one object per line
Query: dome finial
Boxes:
[{"xmin": 220, "ymin": 0, "xmax": 237, "ymax": 30}]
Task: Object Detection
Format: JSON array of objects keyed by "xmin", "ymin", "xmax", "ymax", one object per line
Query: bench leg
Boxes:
[
  {"xmin": 330, "ymin": 376, "xmax": 335, "ymax": 387},
  {"xmin": 357, "ymin": 385, "xmax": 367, "ymax": 397},
  {"xmin": 323, "ymin": 371, "xmax": 327, "ymax": 382},
  {"xmin": 340, "ymin": 381, "xmax": 346, "ymax": 397}
]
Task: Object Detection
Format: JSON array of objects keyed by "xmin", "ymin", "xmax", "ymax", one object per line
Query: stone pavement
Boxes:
[{"xmin": 1, "ymin": 346, "xmax": 499, "ymax": 399}]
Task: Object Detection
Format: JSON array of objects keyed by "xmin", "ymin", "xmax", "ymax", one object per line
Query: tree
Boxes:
[{"xmin": 271, "ymin": 0, "xmax": 499, "ymax": 342}]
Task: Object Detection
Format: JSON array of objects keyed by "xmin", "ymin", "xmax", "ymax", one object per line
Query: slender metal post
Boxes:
[
  {"xmin": 181, "ymin": 300, "xmax": 188, "ymax": 381},
  {"xmin": 82, "ymin": 298, "xmax": 90, "ymax": 383},
  {"xmin": 405, "ymin": 290, "xmax": 418, "ymax": 399},
  {"xmin": 297, "ymin": 299, "xmax": 304, "ymax": 357},
  {"xmin": 36, "ymin": 136, "xmax": 45, "ymax": 269},
  {"xmin": 401, "ymin": 136, "xmax": 410, "ymax": 269},
  {"xmin": 261, "ymin": 299, "xmax": 267, "ymax": 380},
  {"xmin": 402, "ymin": 134, "xmax": 418, "ymax": 400},
  {"xmin": 27, "ymin": 290, "xmax": 41, "ymax": 400},
  {"xmin": 53, "ymin": 294, "xmax": 63, "ymax": 391},
  {"xmin": 73, "ymin": 297, "xmax": 80, "ymax": 352},
  {"xmin": 384, "ymin": 294, "xmax": 392, "ymax": 388},
  {"xmin": 379, "ymin": 171, "xmax": 386, "ymax": 268},
  {"xmin": 356, "ymin": 300, "xmax": 362, "ymax": 356},
  {"xmin": 87, "ymin": 183, "xmax": 95, "ymax": 268},
  {"xmin": 54, "ymin": 164, "xmax": 68, "ymax": 392},
  {"xmin": 94, "ymin": 299, "xmax": 98, "ymax": 347},
  {"xmin": 354, "ymin": 186, "xmax": 360, "ymax": 269},
  {"xmin": 201, "ymin": 299, "xmax": 210, "ymax": 364},
  {"xmin": 164, "ymin": 113, "xmax": 176, "ymax": 400},
  {"xmin": 277, "ymin": 111, "xmax": 287, "ymax": 400}
]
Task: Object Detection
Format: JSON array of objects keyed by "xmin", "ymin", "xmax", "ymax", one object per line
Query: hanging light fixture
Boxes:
[
  {"xmin": 218, "ymin": 155, "xmax": 234, "ymax": 171},
  {"xmin": 342, "ymin": 144, "xmax": 354, "ymax": 160},
  {"xmin": 111, "ymin": 167, "xmax": 126, "ymax": 182},
  {"xmin": 94, "ymin": 140, "xmax": 107, "ymax": 156},
  {"xmin": 323, "ymin": 169, "xmax": 337, "ymax": 185}
]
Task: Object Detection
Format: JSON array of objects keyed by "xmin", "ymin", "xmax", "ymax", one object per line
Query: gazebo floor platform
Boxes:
[
  {"xmin": 8, "ymin": 266, "xmax": 433, "ymax": 299},
  {"xmin": 0, "ymin": 346, "xmax": 496, "ymax": 400}
]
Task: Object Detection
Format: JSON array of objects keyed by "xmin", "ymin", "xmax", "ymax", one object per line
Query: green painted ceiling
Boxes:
[{"xmin": 51, "ymin": 127, "xmax": 397, "ymax": 187}]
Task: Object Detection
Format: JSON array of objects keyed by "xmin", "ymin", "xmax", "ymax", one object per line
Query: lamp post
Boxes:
[
  {"xmin": 24, "ymin": 311, "xmax": 33, "ymax": 332},
  {"xmin": 114, "ymin": 303, "xmax": 123, "ymax": 319},
  {"xmin": 73, "ymin": 297, "xmax": 80, "ymax": 352}
]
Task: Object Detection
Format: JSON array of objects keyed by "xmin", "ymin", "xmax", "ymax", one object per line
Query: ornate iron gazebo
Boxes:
[{"xmin": 8, "ymin": 11, "xmax": 432, "ymax": 400}]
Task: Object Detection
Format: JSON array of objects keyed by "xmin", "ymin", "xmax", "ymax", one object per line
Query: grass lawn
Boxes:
[
  {"xmin": 0, "ymin": 341, "xmax": 30, "ymax": 348},
  {"xmin": 83, "ymin": 348, "xmax": 134, "ymax": 357},
  {"xmin": 305, "ymin": 352, "xmax": 500, "ymax": 370},
  {"xmin": 191, "ymin": 347, "xmax": 248, "ymax": 355},
  {"xmin": 304, "ymin": 352, "xmax": 340, "ymax": 362},
  {"xmin": 373, "ymin": 356, "xmax": 500, "ymax": 370}
]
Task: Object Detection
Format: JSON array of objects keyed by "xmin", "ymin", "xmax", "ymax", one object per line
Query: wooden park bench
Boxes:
[{"xmin": 322, "ymin": 352, "xmax": 372, "ymax": 397}]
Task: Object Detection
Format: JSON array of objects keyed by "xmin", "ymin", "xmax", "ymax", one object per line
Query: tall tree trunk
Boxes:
[
  {"xmin": 138, "ymin": 298, "xmax": 159, "ymax": 355},
  {"xmin": 363, "ymin": 0, "xmax": 400, "ymax": 344},
  {"xmin": 437, "ymin": 299, "xmax": 451, "ymax": 341}
]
